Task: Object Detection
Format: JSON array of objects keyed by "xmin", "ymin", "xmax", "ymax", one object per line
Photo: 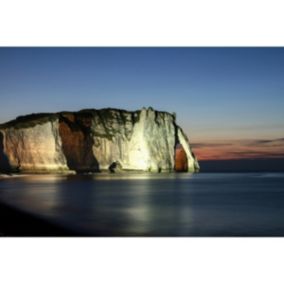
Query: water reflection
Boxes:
[
  {"xmin": 0, "ymin": 175, "xmax": 61, "ymax": 216},
  {"xmin": 0, "ymin": 173, "xmax": 284, "ymax": 236}
]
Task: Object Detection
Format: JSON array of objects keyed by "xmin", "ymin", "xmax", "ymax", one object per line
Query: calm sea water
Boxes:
[{"xmin": 1, "ymin": 173, "xmax": 284, "ymax": 236}]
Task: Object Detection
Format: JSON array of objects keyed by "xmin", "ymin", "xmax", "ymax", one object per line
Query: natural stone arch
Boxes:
[{"xmin": 174, "ymin": 143, "xmax": 188, "ymax": 172}]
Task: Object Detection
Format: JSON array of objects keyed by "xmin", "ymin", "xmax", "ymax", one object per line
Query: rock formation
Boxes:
[{"xmin": 0, "ymin": 108, "xmax": 199, "ymax": 173}]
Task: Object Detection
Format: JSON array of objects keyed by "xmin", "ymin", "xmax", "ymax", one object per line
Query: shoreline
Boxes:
[{"xmin": 0, "ymin": 201, "xmax": 83, "ymax": 237}]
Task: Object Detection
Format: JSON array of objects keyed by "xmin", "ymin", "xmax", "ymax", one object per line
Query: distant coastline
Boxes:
[{"xmin": 200, "ymin": 158, "xmax": 284, "ymax": 173}]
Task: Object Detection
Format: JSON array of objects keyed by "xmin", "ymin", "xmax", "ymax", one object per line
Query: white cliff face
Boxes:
[
  {"xmin": 91, "ymin": 109, "xmax": 137, "ymax": 170},
  {"xmin": 177, "ymin": 127, "xmax": 200, "ymax": 172},
  {"xmin": 127, "ymin": 108, "xmax": 176, "ymax": 172},
  {"xmin": 0, "ymin": 120, "xmax": 68, "ymax": 172},
  {"xmin": 91, "ymin": 108, "xmax": 177, "ymax": 172},
  {"xmin": 0, "ymin": 108, "xmax": 199, "ymax": 173}
]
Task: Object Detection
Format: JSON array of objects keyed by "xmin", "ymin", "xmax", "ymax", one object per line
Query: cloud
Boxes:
[
  {"xmin": 192, "ymin": 137, "xmax": 284, "ymax": 160},
  {"xmin": 229, "ymin": 150, "xmax": 284, "ymax": 158},
  {"xmin": 248, "ymin": 137, "xmax": 284, "ymax": 145},
  {"xmin": 191, "ymin": 142, "xmax": 233, "ymax": 148}
]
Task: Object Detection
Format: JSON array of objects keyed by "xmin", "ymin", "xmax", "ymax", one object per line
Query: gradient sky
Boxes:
[{"xmin": 0, "ymin": 47, "xmax": 283, "ymax": 161}]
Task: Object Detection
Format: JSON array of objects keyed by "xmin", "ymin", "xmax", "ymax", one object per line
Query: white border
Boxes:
[
  {"xmin": 0, "ymin": 0, "xmax": 284, "ymax": 46},
  {"xmin": 1, "ymin": 0, "xmax": 284, "ymax": 283},
  {"xmin": 1, "ymin": 238, "xmax": 284, "ymax": 284}
]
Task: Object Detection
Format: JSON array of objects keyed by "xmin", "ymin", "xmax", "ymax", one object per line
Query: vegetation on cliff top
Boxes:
[
  {"xmin": 0, "ymin": 113, "xmax": 59, "ymax": 129},
  {"xmin": 0, "ymin": 108, "xmax": 176, "ymax": 130}
]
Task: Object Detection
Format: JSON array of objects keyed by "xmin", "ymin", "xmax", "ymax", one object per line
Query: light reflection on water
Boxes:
[{"xmin": 1, "ymin": 173, "xmax": 284, "ymax": 236}]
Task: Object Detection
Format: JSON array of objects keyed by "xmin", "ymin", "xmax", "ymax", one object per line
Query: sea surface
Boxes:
[{"xmin": 1, "ymin": 173, "xmax": 284, "ymax": 236}]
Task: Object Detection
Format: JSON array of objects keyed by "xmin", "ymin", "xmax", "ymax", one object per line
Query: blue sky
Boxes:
[{"xmin": 0, "ymin": 48, "xmax": 283, "ymax": 160}]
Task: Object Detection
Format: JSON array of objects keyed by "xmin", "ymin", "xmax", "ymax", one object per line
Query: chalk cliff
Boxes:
[{"xmin": 0, "ymin": 108, "xmax": 199, "ymax": 173}]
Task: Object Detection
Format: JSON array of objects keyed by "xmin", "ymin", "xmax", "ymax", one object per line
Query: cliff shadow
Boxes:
[
  {"xmin": 174, "ymin": 143, "xmax": 188, "ymax": 172},
  {"xmin": 59, "ymin": 114, "xmax": 100, "ymax": 173},
  {"xmin": 0, "ymin": 132, "xmax": 11, "ymax": 173}
]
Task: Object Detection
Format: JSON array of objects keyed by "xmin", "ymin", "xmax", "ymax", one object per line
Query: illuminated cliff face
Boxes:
[
  {"xmin": 175, "ymin": 144, "xmax": 188, "ymax": 172},
  {"xmin": 0, "ymin": 120, "xmax": 68, "ymax": 172},
  {"xmin": 0, "ymin": 108, "xmax": 199, "ymax": 173},
  {"xmin": 59, "ymin": 113, "xmax": 98, "ymax": 172}
]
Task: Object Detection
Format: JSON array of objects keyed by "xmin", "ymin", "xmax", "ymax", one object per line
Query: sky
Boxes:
[{"xmin": 0, "ymin": 47, "xmax": 283, "ymax": 164}]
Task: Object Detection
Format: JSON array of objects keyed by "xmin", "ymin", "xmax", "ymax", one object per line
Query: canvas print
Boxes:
[{"xmin": 0, "ymin": 47, "xmax": 283, "ymax": 236}]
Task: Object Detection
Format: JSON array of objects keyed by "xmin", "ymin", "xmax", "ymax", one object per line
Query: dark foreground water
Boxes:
[{"xmin": 1, "ymin": 173, "xmax": 284, "ymax": 236}]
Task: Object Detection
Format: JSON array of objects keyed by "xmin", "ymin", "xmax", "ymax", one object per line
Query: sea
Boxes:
[{"xmin": 1, "ymin": 172, "xmax": 284, "ymax": 236}]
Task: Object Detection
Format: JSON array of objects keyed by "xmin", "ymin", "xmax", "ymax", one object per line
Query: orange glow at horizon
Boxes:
[{"xmin": 191, "ymin": 138, "xmax": 284, "ymax": 161}]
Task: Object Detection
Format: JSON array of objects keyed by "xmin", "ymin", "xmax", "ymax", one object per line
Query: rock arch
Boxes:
[{"xmin": 174, "ymin": 143, "xmax": 188, "ymax": 172}]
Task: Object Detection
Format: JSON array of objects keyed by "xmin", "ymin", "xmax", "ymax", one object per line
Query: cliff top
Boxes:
[{"xmin": 0, "ymin": 107, "xmax": 176, "ymax": 129}]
